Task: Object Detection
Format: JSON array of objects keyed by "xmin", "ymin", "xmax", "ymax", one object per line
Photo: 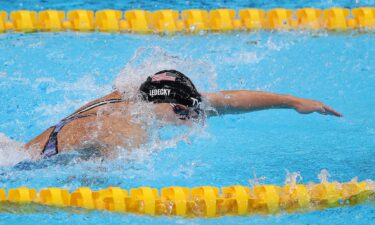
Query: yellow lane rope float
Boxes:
[
  {"xmin": 0, "ymin": 8, "xmax": 374, "ymax": 33},
  {"xmin": 0, "ymin": 180, "xmax": 374, "ymax": 217}
]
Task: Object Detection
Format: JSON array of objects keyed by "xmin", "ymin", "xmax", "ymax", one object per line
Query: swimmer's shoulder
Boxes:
[
  {"xmin": 71, "ymin": 91, "xmax": 123, "ymax": 115},
  {"xmin": 88, "ymin": 90, "xmax": 123, "ymax": 105}
]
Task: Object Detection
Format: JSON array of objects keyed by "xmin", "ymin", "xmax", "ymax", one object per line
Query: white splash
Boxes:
[
  {"xmin": 101, "ymin": 47, "xmax": 217, "ymax": 163},
  {"xmin": 284, "ymin": 170, "xmax": 303, "ymax": 188},
  {"xmin": 32, "ymin": 74, "xmax": 111, "ymax": 96},
  {"xmin": 248, "ymin": 170, "xmax": 266, "ymax": 187},
  {"xmin": 318, "ymin": 169, "xmax": 331, "ymax": 183},
  {"xmin": 34, "ymin": 98, "xmax": 87, "ymax": 127},
  {"xmin": 0, "ymin": 133, "xmax": 30, "ymax": 167},
  {"xmin": 113, "ymin": 46, "xmax": 218, "ymax": 100},
  {"xmin": 32, "ymin": 74, "xmax": 112, "ymax": 126}
]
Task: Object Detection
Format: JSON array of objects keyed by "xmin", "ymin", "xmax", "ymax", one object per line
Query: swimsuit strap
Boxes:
[
  {"xmin": 67, "ymin": 98, "xmax": 125, "ymax": 119},
  {"xmin": 41, "ymin": 113, "xmax": 95, "ymax": 158},
  {"xmin": 41, "ymin": 98, "xmax": 126, "ymax": 158}
]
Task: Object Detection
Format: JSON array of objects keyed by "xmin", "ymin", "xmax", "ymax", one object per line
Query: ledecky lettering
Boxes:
[{"xmin": 149, "ymin": 89, "xmax": 171, "ymax": 97}]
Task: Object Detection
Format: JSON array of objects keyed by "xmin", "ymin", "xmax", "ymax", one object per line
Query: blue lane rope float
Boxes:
[
  {"xmin": 0, "ymin": 180, "xmax": 374, "ymax": 217},
  {"xmin": 0, "ymin": 8, "xmax": 374, "ymax": 33}
]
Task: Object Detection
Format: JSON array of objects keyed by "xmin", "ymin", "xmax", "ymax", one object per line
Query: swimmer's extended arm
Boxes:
[{"xmin": 203, "ymin": 90, "xmax": 342, "ymax": 117}]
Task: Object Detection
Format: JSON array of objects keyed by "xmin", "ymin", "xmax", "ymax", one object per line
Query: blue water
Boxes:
[
  {"xmin": 1, "ymin": 1, "xmax": 375, "ymax": 225},
  {"xmin": 0, "ymin": 0, "xmax": 375, "ymax": 11},
  {"xmin": 0, "ymin": 0, "xmax": 374, "ymax": 11}
]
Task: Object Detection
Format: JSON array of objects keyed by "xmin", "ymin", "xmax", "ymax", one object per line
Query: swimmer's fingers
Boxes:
[
  {"xmin": 319, "ymin": 104, "xmax": 343, "ymax": 117},
  {"xmin": 294, "ymin": 99, "xmax": 343, "ymax": 117}
]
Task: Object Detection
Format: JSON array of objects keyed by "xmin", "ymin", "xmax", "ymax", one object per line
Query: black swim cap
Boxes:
[{"xmin": 139, "ymin": 70, "xmax": 201, "ymax": 107}]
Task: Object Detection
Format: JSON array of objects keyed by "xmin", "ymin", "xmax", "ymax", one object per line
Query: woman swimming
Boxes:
[{"xmin": 25, "ymin": 70, "xmax": 342, "ymax": 159}]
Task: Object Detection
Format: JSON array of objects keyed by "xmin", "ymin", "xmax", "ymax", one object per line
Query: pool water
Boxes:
[
  {"xmin": 1, "ymin": 1, "xmax": 375, "ymax": 225},
  {"xmin": 0, "ymin": 0, "xmax": 374, "ymax": 11}
]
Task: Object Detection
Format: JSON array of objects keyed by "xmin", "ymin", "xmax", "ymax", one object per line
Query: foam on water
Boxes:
[{"xmin": 0, "ymin": 133, "xmax": 30, "ymax": 167}]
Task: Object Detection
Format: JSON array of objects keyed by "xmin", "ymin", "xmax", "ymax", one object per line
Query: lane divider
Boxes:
[
  {"xmin": 0, "ymin": 180, "xmax": 374, "ymax": 217},
  {"xmin": 0, "ymin": 8, "xmax": 374, "ymax": 33}
]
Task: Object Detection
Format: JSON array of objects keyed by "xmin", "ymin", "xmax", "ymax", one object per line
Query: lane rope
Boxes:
[
  {"xmin": 1, "ymin": 180, "xmax": 374, "ymax": 217},
  {"xmin": 0, "ymin": 8, "xmax": 374, "ymax": 33}
]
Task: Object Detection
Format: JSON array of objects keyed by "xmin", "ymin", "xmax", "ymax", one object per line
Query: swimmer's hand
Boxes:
[{"xmin": 292, "ymin": 98, "xmax": 343, "ymax": 117}]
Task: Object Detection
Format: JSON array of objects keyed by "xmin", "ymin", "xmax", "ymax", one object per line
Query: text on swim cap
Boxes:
[
  {"xmin": 149, "ymin": 89, "xmax": 171, "ymax": 97},
  {"xmin": 190, "ymin": 97, "xmax": 199, "ymax": 106}
]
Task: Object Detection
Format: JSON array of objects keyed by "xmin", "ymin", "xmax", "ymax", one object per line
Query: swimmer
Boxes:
[{"xmin": 25, "ymin": 70, "xmax": 342, "ymax": 159}]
